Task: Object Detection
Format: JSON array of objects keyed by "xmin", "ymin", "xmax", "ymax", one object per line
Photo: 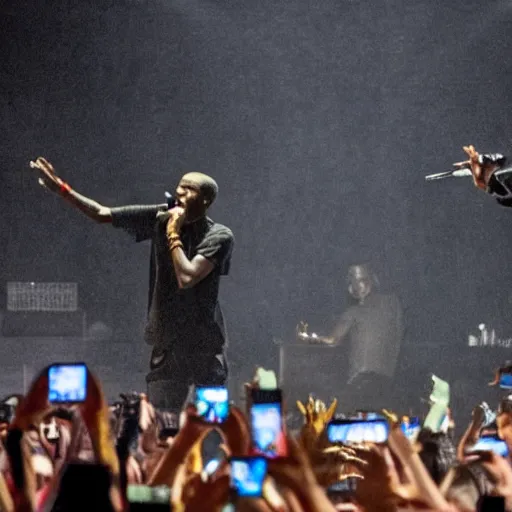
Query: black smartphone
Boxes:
[
  {"xmin": 159, "ymin": 427, "xmax": 179, "ymax": 440},
  {"xmin": 477, "ymin": 495, "xmax": 505, "ymax": 512},
  {"xmin": 469, "ymin": 434, "xmax": 509, "ymax": 457},
  {"xmin": 195, "ymin": 386, "xmax": 229, "ymax": 423},
  {"xmin": 127, "ymin": 485, "xmax": 171, "ymax": 511},
  {"xmin": 48, "ymin": 363, "xmax": 87, "ymax": 403},
  {"xmin": 250, "ymin": 388, "xmax": 287, "ymax": 458},
  {"xmin": 0, "ymin": 404, "xmax": 14, "ymax": 424},
  {"xmin": 327, "ymin": 418, "xmax": 389, "ymax": 444},
  {"xmin": 230, "ymin": 456, "xmax": 268, "ymax": 498}
]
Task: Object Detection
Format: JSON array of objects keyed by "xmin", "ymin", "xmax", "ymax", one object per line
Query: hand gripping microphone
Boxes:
[{"xmin": 425, "ymin": 153, "xmax": 507, "ymax": 182}]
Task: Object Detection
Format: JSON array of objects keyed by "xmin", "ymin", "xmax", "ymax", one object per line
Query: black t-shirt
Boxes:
[
  {"xmin": 111, "ymin": 204, "xmax": 234, "ymax": 355},
  {"xmin": 335, "ymin": 293, "xmax": 403, "ymax": 382}
]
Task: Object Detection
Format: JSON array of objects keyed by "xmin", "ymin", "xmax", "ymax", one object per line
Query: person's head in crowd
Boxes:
[
  {"xmin": 417, "ymin": 428, "xmax": 457, "ymax": 484},
  {"xmin": 0, "ymin": 395, "xmax": 21, "ymax": 442},
  {"xmin": 441, "ymin": 462, "xmax": 496, "ymax": 512},
  {"xmin": 497, "ymin": 394, "xmax": 512, "ymax": 452}
]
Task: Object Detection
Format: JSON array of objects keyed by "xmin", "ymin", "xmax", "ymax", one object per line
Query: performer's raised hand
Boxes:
[
  {"xmin": 453, "ymin": 145, "xmax": 500, "ymax": 190},
  {"xmin": 29, "ymin": 157, "xmax": 70, "ymax": 196}
]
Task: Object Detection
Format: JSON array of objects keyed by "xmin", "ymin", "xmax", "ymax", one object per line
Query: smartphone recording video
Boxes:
[
  {"xmin": 469, "ymin": 435, "xmax": 509, "ymax": 457},
  {"xmin": 327, "ymin": 475, "xmax": 359, "ymax": 496},
  {"xmin": 195, "ymin": 386, "xmax": 229, "ymax": 423},
  {"xmin": 250, "ymin": 388, "xmax": 287, "ymax": 458},
  {"xmin": 499, "ymin": 372, "xmax": 512, "ymax": 390},
  {"xmin": 230, "ymin": 456, "xmax": 268, "ymax": 498},
  {"xmin": 327, "ymin": 418, "xmax": 389, "ymax": 444},
  {"xmin": 127, "ymin": 485, "xmax": 171, "ymax": 511},
  {"xmin": 401, "ymin": 416, "xmax": 421, "ymax": 442},
  {"xmin": 48, "ymin": 363, "xmax": 87, "ymax": 403}
]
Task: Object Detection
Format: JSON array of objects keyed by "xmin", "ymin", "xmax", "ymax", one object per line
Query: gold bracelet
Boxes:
[
  {"xmin": 169, "ymin": 240, "xmax": 184, "ymax": 252},
  {"xmin": 167, "ymin": 233, "xmax": 180, "ymax": 243}
]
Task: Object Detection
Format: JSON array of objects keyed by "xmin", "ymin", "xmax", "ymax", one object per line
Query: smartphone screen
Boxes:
[
  {"xmin": 499, "ymin": 372, "xmax": 512, "ymax": 390},
  {"xmin": 127, "ymin": 485, "xmax": 171, "ymax": 511},
  {"xmin": 401, "ymin": 416, "xmax": 421, "ymax": 442},
  {"xmin": 327, "ymin": 476, "xmax": 359, "ymax": 495},
  {"xmin": 469, "ymin": 435, "xmax": 509, "ymax": 457},
  {"xmin": 230, "ymin": 457, "xmax": 268, "ymax": 498},
  {"xmin": 327, "ymin": 418, "xmax": 389, "ymax": 444},
  {"xmin": 354, "ymin": 411, "xmax": 382, "ymax": 420},
  {"xmin": 195, "ymin": 386, "xmax": 229, "ymax": 423},
  {"xmin": 250, "ymin": 389, "xmax": 287, "ymax": 458},
  {"xmin": 48, "ymin": 363, "xmax": 87, "ymax": 403}
]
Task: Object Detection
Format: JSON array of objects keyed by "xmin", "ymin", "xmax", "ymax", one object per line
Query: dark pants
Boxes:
[
  {"xmin": 343, "ymin": 372, "xmax": 393, "ymax": 414},
  {"xmin": 146, "ymin": 350, "xmax": 228, "ymax": 414}
]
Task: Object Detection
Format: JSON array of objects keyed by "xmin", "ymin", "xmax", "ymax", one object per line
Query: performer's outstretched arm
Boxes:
[{"xmin": 30, "ymin": 157, "xmax": 112, "ymax": 223}]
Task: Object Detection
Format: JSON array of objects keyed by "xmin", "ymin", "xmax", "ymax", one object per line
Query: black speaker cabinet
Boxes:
[
  {"xmin": 1, "ymin": 310, "xmax": 86, "ymax": 338},
  {"xmin": 277, "ymin": 343, "xmax": 348, "ymax": 406}
]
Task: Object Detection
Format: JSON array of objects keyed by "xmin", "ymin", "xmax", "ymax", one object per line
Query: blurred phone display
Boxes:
[
  {"xmin": 469, "ymin": 435, "xmax": 509, "ymax": 457},
  {"xmin": 401, "ymin": 416, "xmax": 421, "ymax": 441},
  {"xmin": 327, "ymin": 419, "xmax": 389, "ymax": 443},
  {"xmin": 250, "ymin": 389, "xmax": 287, "ymax": 458},
  {"xmin": 195, "ymin": 387, "xmax": 229, "ymax": 423},
  {"xmin": 230, "ymin": 457, "xmax": 267, "ymax": 497},
  {"xmin": 48, "ymin": 363, "xmax": 87, "ymax": 403}
]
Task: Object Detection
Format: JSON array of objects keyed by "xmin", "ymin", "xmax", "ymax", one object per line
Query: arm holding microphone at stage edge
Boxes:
[{"xmin": 428, "ymin": 145, "xmax": 512, "ymax": 207}]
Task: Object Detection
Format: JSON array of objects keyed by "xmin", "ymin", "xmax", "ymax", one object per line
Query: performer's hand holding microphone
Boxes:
[{"xmin": 425, "ymin": 145, "xmax": 506, "ymax": 190}]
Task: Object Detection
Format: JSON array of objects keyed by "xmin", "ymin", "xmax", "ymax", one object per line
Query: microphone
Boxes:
[
  {"xmin": 165, "ymin": 191, "xmax": 176, "ymax": 209},
  {"xmin": 425, "ymin": 168, "xmax": 472, "ymax": 181}
]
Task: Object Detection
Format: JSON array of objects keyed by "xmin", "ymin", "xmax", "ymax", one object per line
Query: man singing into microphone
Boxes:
[{"xmin": 30, "ymin": 157, "xmax": 234, "ymax": 417}]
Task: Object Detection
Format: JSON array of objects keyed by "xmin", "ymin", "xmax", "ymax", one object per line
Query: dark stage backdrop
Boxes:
[{"xmin": 1, "ymin": 0, "xmax": 512, "ymax": 409}]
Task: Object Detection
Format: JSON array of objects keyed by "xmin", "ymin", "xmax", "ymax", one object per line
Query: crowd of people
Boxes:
[{"xmin": 0, "ymin": 362, "xmax": 510, "ymax": 511}]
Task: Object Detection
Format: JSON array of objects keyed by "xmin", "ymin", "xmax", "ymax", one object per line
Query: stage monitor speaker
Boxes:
[{"xmin": 1, "ymin": 310, "xmax": 86, "ymax": 338}]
